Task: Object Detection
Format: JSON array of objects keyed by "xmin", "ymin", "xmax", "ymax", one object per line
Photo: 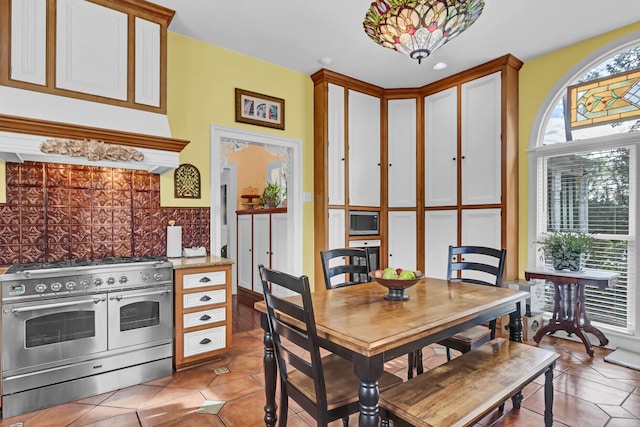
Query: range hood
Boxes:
[{"xmin": 0, "ymin": 86, "xmax": 189, "ymax": 174}]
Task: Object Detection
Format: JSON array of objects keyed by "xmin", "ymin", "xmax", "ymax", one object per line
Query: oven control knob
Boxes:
[
  {"xmin": 119, "ymin": 276, "xmax": 128, "ymax": 284},
  {"xmin": 94, "ymin": 278, "xmax": 103, "ymax": 286},
  {"xmin": 35, "ymin": 283, "xmax": 47, "ymax": 293},
  {"xmin": 80, "ymin": 280, "xmax": 90, "ymax": 289},
  {"xmin": 154, "ymin": 272, "xmax": 163, "ymax": 281},
  {"xmin": 65, "ymin": 281, "xmax": 76, "ymax": 290},
  {"xmin": 50, "ymin": 282, "xmax": 62, "ymax": 292},
  {"xmin": 107, "ymin": 277, "xmax": 116, "ymax": 285},
  {"xmin": 142, "ymin": 274, "xmax": 150, "ymax": 281}
]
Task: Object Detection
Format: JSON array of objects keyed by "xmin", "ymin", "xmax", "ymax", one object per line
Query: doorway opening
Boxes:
[{"xmin": 210, "ymin": 125, "xmax": 303, "ymax": 295}]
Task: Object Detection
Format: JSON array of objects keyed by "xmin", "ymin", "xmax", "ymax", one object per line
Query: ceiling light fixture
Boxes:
[{"xmin": 363, "ymin": 0, "xmax": 485, "ymax": 64}]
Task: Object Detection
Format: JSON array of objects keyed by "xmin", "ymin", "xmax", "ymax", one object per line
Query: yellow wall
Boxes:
[
  {"xmin": 518, "ymin": 22, "xmax": 640, "ymax": 277},
  {"xmin": 162, "ymin": 33, "xmax": 315, "ymax": 277}
]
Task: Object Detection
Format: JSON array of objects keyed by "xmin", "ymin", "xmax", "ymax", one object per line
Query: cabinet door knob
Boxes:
[
  {"xmin": 200, "ymin": 314, "xmax": 212, "ymax": 321},
  {"xmin": 200, "ymin": 338, "xmax": 212, "ymax": 345},
  {"xmin": 200, "ymin": 295, "xmax": 212, "ymax": 302},
  {"xmin": 389, "ymin": 163, "xmax": 392, "ymax": 167},
  {"xmin": 199, "ymin": 276, "xmax": 211, "ymax": 283},
  {"xmin": 453, "ymin": 157, "xmax": 456, "ymax": 161}
]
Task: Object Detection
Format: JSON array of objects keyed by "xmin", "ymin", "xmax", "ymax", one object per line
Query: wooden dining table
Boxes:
[{"xmin": 254, "ymin": 277, "xmax": 529, "ymax": 427}]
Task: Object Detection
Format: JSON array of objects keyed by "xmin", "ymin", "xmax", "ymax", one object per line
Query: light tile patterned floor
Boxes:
[{"xmin": 2, "ymin": 297, "xmax": 640, "ymax": 426}]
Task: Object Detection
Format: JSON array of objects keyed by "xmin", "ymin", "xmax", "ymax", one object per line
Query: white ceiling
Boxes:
[{"xmin": 151, "ymin": 0, "xmax": 640, "ymax": 89}]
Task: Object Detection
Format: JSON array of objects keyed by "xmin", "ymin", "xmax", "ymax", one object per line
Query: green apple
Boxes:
[
  {"xmin": 382, "ymin": 268, "xmax": 398, "ymax": 279},
  {"xmin": 399, "ymin": 270, "xmax": 416, "ymax": 280}
]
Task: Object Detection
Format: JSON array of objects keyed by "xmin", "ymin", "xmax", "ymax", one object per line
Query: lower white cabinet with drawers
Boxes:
[{"xmin": 173, "ymin": 264, "xmax": 232, "ymax": 370}]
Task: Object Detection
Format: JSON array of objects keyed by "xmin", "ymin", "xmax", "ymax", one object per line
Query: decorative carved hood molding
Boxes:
[{"xmin": 0, "ymin": 87, "xmax": 189, "ymax": 174}]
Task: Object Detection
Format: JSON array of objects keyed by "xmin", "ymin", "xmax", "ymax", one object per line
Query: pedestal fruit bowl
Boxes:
[{"xmin": 369, "ymin": 268, "xmax": 424, "ymax": 301}]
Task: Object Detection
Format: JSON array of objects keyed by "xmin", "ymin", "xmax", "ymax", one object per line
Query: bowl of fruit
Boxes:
[{"xmin": 369, "ymin": 268, "xmax": 424, "ymax": 301}]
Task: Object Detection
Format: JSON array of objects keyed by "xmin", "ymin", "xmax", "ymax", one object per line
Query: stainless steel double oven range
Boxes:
[{"xmin": 0, "ymin": 256, "xmax": 174, "ymax": 418}]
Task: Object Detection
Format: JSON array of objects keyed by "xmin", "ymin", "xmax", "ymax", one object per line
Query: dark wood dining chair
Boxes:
[
  {"xmin": 409, "ymin": 245, "xmax": 507, "ymax": 377},
  {"xmin": 258, "ymin": 264, "xmax": 402, "ymax": 427},
  {"xmin": 320, "ymin": 247, "xmax": 371, "ymax": 290}
]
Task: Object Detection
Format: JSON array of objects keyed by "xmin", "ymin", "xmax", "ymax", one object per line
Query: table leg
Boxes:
[
  {"xmin": 508, "ymin": 303, "xmax": 524, "ymax": 406},
  {"xmin": 353, "ymin": 354, "xmax": 384, "ymax": 427},
  {"xmin": 577, "ymin": 284, "xmax": 610, "ymax": 347},
  {"xmin": 534, "ymin": 282, "xmax": 603, "ymax": 357},
  {"xmin": 508, "ymin": 303, "xmax": 523, "ymax": 343},
  {"xmin": 260, "ymin": 314, "xmax": 278, "ymax": 427},
  {"xmin": 544, "ymin": 362, "xmax": 556, "ymax": 427}
]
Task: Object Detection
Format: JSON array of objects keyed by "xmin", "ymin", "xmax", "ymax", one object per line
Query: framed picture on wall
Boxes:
[{"xmin": 235, "ymin": 88, "xmax": 285, "ymax": 130}]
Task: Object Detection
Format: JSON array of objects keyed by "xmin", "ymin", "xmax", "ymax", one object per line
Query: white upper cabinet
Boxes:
[
  {"xmin": 387, "ymin": 211, "xmax": 417, "ymax": 270},
  {"xmin": 56, "ymin": 0, "xmax": 128, "ymax": 100},
  {"xmin": 424, "ymin": 87, "xmax": 458, "ymax": 207},
  {"xmin": 134, "ymin": 18, "xmax": 161, "ymax": 107},
  {"xmin": 4, "ymin": 0, "xmax": 173, "ymax": 112},
  {"xmin": 348, "ymin": 90, "xmax": 380, "ymax": 207},
  {"xmin": 10, "ymin": 0, "xmax": 47, "ymax": 85},
  {"xmin": 461, "ymin": 72, "xmax": 502, "ymax": 205},
  {"xmin": 328, "ymin": 84, "xmax": 345, "ymax": 205},
  {"xmin": 388, "ymin": 98, "xmax": 417, "ymax": 208}
]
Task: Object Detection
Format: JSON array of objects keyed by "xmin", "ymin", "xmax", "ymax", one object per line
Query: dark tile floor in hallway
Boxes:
[{"xmin": 2, "ymin": 297, "xmax": 640, "ymax": 426}]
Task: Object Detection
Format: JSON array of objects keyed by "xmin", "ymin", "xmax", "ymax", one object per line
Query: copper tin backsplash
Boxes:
[{"xmin": 0, "ymin": 162, "xmax": 210, "ymax": 264}]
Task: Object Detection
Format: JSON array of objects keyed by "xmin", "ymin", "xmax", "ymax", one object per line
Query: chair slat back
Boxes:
[
  {"xmin": 447, "ymin": 245, "xmax": 507, "ymax": 287},
  {"xmin": 320, "ymin": 248, "xmax": 371, "ymax": 289},
  {"xmin": 258, "ymin": 265, "xmax": 329, "ymax": 411}
]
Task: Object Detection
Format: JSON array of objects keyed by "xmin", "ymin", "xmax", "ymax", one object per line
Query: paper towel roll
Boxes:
[{"xmin": 167, "ymin": 226, "xmax": 182, "ymax": 258}]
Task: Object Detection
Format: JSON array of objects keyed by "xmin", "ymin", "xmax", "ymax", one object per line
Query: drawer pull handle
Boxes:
[
  {"xmin": 200, "ymin": 295, "xmax": 212, "ymax": 302},
  {"xmin": 200, "ymin": 338, "xmax": 212, "ymax": 345},
  {"xmin": 200, "ymin": 314, "xmax": 212, "ymax": 321},
  {"xmin": 199, "ymin": 276, "xmax": 211, "ymax": 283}
]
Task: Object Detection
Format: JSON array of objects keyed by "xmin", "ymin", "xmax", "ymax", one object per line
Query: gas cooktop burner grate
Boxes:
[{"xmin": 6, "ymin": 255, "xmax": 169, "ymax": 274}]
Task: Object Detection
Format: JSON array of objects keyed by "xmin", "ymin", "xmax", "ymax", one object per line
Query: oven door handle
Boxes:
[
  {"xmin": 10, "ymin": 297, "xmax": 107, "ymax": 313},
  {"xmin": 110, "ymin": 289, "xmax": 172, "ymax": 301}
]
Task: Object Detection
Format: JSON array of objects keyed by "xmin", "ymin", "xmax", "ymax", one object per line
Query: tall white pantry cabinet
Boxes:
[
  {"xmin": 312, "ymin": 56, "xmax": 521, "ymax": 286},
  {"xmin": 236, "ymin": 209, "xmax": 289, "ymax": 297}
]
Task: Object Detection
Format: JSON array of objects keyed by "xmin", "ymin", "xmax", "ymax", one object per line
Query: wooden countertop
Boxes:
[{"xmin": 170, "ymin": 255, "xmax": 234, "ymax": 270}]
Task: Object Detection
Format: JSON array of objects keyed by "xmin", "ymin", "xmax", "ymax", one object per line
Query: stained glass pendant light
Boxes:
[{"xmin": 363, "ymin": 0, "xmax": 485, "ymax": 64}]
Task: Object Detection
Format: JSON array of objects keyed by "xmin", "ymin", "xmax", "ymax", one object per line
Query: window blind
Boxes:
[{"xmin": 537, "ymin": 147, "xmax": 635, "ymax": 330}]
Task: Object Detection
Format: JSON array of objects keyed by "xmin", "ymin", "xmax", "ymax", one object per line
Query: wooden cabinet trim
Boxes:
[{"xmin": 0, "ymin": 113, "xmax": 189, "ymax": 152}]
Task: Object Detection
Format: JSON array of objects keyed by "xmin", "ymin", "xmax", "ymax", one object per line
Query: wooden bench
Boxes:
[{"xmin": 379, "ymin": 338, "xmax": 560, "ymax": 427}]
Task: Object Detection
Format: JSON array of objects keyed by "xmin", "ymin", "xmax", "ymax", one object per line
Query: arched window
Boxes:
[{"xmin": 531, "ymin": 42, "xmax": 639, "ymax": 333}]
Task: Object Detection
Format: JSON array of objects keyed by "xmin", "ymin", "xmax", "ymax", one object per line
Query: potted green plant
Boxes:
[
  {"xmin": 260, "ymin": 181, "xmax": 282, "ymax": 208},
  {"xmin": 537, "ymin": 231, "xmax": 595, "ymax": 271}
]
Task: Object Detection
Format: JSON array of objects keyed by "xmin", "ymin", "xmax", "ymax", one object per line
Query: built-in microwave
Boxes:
[{"xmin": 349, "ymin": 211, "xmax": 379, "ymax": 236}]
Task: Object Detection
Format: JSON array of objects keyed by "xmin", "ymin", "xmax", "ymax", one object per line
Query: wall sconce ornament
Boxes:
[
  {"xmin": 174, "ymin": 163, "xmax": 201, "ymax": 199},
  {"xmin": 40, "ymin": 138, "xmax": 144, "ymax": 162}
]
